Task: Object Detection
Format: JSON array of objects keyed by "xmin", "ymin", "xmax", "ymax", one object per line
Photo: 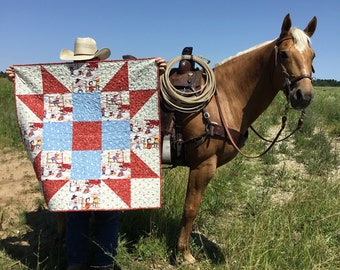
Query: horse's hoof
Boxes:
[{"xmin": 181, "ymin": 253, "xmax": 196, "ymax": 265}]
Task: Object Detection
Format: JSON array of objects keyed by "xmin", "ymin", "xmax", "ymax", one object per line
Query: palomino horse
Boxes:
[{"xmin": 166, "ymin": 14, "xmax": 317, "ymax": 264}]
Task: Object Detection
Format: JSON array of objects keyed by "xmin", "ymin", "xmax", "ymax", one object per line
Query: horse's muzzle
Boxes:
[{"xmin": 289, "ymin": 85, "xmax": 314, "ymax": 109}]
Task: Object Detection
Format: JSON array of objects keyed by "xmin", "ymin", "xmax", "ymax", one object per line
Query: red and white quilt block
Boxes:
[{"xmin": 14, "ymin": 59, "xmax": 161, "ymax": 211}]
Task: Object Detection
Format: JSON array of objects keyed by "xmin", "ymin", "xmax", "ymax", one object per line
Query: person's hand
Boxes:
[
  {"xmin": 6, "ymin": 66, "xmax": 15, "ymax": 83},
  {"xmin": 155, "ymin": 57, "xmax": 167, "ymax": 76}
]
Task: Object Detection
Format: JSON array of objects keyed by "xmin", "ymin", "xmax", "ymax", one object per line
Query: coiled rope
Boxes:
[{"xmin": 160, "ymin": 55, "xmax": 216, "ymax": 113}]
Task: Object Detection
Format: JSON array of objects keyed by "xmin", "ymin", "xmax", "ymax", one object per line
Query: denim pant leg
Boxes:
[
  {"xmin": 66, "ymin": 212, "xmax": 91, "ymax": 265},
  {"xmin": 92, "ymin": 211, "xmax": 119, "ymax": 266}
]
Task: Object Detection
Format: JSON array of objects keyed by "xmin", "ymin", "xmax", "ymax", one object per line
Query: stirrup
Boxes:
[{"xmin": 162, "ymin": 134, "xmax": 172, "ymax": 164}]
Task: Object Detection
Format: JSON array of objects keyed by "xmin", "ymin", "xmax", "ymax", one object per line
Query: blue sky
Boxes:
[{"xmin": 1, "ymin": 0, "xmax": 339, "ymax": 80}]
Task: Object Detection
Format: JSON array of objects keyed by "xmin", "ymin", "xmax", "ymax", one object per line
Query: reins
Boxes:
[
  {"xmin": 250, "ymin": 106, "xmax": 305, "ymax": 143},
  {"xmin": 215, "ymin": 91, "xmax": 288, "ymax": 158},
  {"xmin": 215, "ymin": 37, "xmax": 309, "ymax": 158}
]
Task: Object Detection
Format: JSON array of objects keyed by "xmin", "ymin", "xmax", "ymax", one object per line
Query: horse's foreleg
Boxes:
[{"xmin": 178, "ymin": 158, "xmax": 217, "ymax": 264}]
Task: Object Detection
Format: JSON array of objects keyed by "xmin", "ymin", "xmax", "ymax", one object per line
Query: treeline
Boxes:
[
  {"xmin": 1, "ymin": 70, "xmax": 339, "ymax": 86},
  {"xmin": 313, "ymin": 79, "xmax": 340, "ymax": 87}
]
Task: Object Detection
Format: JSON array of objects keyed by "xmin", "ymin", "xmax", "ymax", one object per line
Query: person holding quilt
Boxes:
[{"xmin": 6, "ymin": 37, "xmax": 166, "ymax": 270}]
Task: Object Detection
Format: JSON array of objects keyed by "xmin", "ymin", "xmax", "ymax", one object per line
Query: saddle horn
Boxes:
[{"xmin": 178, "ymin": 47, "xmax": 195, "ymax": 74}]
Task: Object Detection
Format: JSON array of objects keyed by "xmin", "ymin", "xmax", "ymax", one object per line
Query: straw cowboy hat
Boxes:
[{"xmin": 60, "ymin": 37, "xmax": 111, "ymax": 61}]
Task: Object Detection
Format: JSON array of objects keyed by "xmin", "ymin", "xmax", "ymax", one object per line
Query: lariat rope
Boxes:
[{"xmin": 160, "ymin": 55, "xmax": 216, "ymax": 113}]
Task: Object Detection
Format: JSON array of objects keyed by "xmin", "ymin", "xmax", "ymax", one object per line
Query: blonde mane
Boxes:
[
  {"xmin": 215, "ymin": 27, "xmax": 311, "ymax": 67},
  {"xmin": 215, "ymin": 40, "xmax": 273, "ymax": 67}
]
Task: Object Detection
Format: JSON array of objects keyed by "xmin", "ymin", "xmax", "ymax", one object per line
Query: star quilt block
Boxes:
[{"xmin": 14, "ymin": 59, "xmax": 161, "ymax": 211}]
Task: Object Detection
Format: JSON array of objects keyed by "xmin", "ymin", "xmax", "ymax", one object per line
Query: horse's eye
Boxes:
[{"xmin": 279, "ymin": 51, "xmax": 288, "ymax": 59}]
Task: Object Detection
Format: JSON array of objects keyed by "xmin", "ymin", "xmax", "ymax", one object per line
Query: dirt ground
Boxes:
[
  {"xmin": 0, "ymin": 150, "xmax": 42, "ymax": 223},
  {"xmin": 0, "ymin": 149, "xmax": 48, "ymax": 237},
  {"xmin": 0, "ymin": 149, "xmax": 62, "ymax": 268}
]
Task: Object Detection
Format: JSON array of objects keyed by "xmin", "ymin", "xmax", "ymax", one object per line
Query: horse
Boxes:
[{"xmin": 162, "ymin": 13, "xmax": 317, "ymax": 264}]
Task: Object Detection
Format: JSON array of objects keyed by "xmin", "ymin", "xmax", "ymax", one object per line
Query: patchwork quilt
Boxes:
[{"xmin": 14, "ymin": 59, "xmax": 161, "ymax": 211}]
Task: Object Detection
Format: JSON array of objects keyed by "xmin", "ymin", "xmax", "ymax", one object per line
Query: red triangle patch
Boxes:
[
  {"xmin": 130, "ymin": 151, "xmax": 158, "ymax": 178},
  {"xmin": 104, "ymin": 179, "xmax": 131, "ymax": 207},
  {"xmin": 130, "ymin": 90, "xmax": 155, "ymax": 118},
  {"xmin": 33, "ymin": 151, "xmax": 42, "ymax": 180},
  {"xmin": 101, "ymin": 62, "xmax": 128, "ymax": 92},
  {"xmin": 41, "ymin": 66, "xmax": 70, "ymax": 94},
  {"xmin": 41, "ymin": 180, "xmax": 69, "ymax": 205},
  {"xmin": 17, "ymin": 94, "xmax": 44, "ymax": 120}
]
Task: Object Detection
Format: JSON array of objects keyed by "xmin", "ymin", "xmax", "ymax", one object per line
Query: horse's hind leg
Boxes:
[{"xmin": 178, "ymin": 158, "xmax": 217, "ymax": 264}]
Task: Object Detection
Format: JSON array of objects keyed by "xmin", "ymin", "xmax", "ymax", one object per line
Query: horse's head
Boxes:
[{"xmin": 276, "ymin": 14, "xmax": 317, "ymax": 109}]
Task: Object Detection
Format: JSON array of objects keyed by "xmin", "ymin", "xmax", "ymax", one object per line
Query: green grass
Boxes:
[
  {"xmin": 0, "ymin": 78, "xmax": 24, "ymax": 150},
  {"xmin": 0, "ymin": 79, "xmax": 339, "ymax": 269}
]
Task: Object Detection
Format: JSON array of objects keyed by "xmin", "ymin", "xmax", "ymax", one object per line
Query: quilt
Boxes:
[{"xmin": 14, "ymin": 59, "xmax": 161, "ymax": 211}]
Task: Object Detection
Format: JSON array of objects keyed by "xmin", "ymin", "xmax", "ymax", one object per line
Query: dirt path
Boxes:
[
  {"xmin": 0, "ymin": 150, "xmax": 41, "ymax": 206},
  {"xmin": 0, "ymin": 150, "xmax": 44, "ymax": 235},
  {"xmin": 0, "ymin": 149, "xmax": 63, "ymax": 269}
]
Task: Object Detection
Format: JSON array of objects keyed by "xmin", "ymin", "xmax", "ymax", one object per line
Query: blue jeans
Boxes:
[{"xmin": 66, "ymin": 211, "xmax": 119, "ymax": 266}]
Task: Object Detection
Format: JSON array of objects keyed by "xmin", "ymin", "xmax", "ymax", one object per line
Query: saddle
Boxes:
[
  {"xmin": 161, "ymin": 47, "xmax": 248, "ymax": 166},
  {"xmin": 161, "ymin": 47, "xmax": 204, "ymax": 165},
  {"xmin": 169, "ymin": 47, "xmax": 203, "ymax": 95},
  {"xmin": 161, "ymin": 47, "xmax": 204, "ymax": 136}
]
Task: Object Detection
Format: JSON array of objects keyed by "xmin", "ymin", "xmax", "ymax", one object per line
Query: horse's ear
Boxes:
[
  {"xmin": 304, "ymin": 16, "xmax": 317, "ymax": 37},
  {"xmin": 280, "ymin": 13, "xmax": 292, "ymax": 37}
]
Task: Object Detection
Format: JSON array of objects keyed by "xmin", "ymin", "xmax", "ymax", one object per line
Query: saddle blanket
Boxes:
[{"xmin": 14, "ymin": 59, "xmax": 161, "ymax": 211}]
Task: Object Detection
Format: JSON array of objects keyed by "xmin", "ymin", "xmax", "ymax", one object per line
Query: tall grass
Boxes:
[
  {"xmin": 0, "ymin": 80, "xmax": 339, "ymax": 269},
  {"xmin": 0, "ymin": 78, "xmax": 24, "ymax": 150},
  {"xmin": 117, "ymin": 87, "xmax": 340, "ymax": 269}
]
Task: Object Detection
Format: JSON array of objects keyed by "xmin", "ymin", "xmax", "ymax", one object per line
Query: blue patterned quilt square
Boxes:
[
  {"xmin": 42, "ymin": 122, "xmax": 72, "ymax": 151},
  {"xmin": 102, "ymin": 120, "xmax": 130, "ymax": 150},
  {"xmin": 71, "ymin": 150, "xmax": 102, "ymax": 180},
  {"xmin": 73, "ymin": 93, "xmax": 101, "ymax": 121}
]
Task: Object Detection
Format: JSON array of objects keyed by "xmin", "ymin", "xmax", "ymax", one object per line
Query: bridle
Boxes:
[
  {"xmin": 274, "ymin": 36, "xmax": 314, "ymax": 99},
  {"xmin": 218, "ymin": 36, "xmax": 314, "ymax": 158}
]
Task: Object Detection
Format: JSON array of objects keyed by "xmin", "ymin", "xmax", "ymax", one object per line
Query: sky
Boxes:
[{"xmin": 1, "ymin": 0, "xmax": 339, "ymax": 80}]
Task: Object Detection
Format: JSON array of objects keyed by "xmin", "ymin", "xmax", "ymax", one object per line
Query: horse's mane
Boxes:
[
  {"xmin": 215, "ymin": 27, "xmax": 311, "ymax": 67},
  {"xmin": 214, "ymin": 40, "xmax": 273, "ymax": 67}
]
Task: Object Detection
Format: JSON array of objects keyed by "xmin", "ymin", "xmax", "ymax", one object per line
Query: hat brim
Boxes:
[
  {"xmin": 94, "ymin": 48, "xmax": 111, "ymax": 60},
  {"xmin": 60, "ymin": 48, "xmax": 111, "ymax": 61}
]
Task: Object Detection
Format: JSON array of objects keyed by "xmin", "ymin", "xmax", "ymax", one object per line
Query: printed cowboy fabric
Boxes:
[{"xmin": 14, "ymin": 59, "xmax": 161, "ymax": 211}]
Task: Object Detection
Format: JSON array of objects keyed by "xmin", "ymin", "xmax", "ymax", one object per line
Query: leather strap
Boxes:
[{"xmin": 210, "ymin": 124, "xmax": 248, "ymax": 148}]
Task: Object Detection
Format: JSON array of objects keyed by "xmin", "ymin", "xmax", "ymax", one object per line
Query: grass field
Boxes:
[{"xmin": 0, "ymin": 78, "xmax": 339, "ymax": 269}]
